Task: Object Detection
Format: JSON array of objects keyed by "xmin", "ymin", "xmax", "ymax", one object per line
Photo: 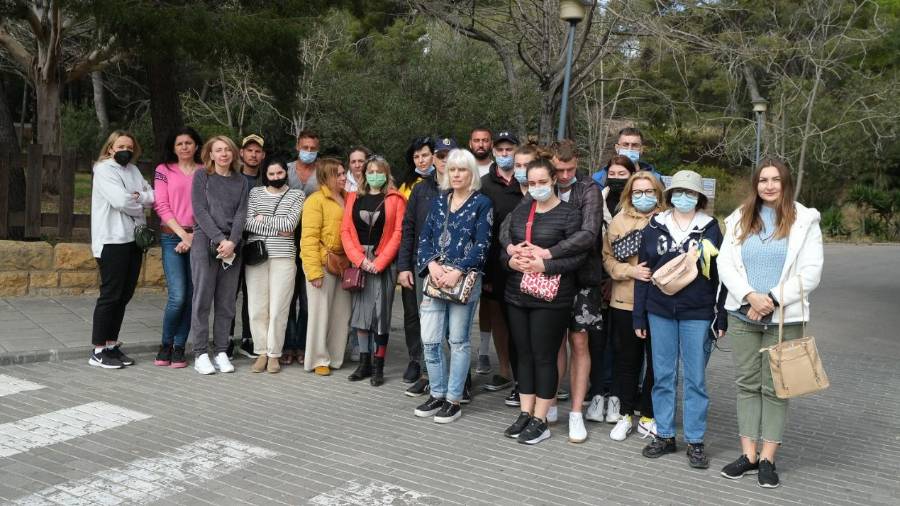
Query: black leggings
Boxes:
[
  {"xmin": 401, "ymin": 286, "xmax": 422, "ymax": 361},
  {"xmin": 507, "ymin": 304, "xmax": 569, "ymax": 399},
  {"xmin": 610, "ymin": 307, "xmax": 654, "ymax": 417},
  {"xmin": 92, "ymin": 242, "xmax": 142, "ymax": 346}
]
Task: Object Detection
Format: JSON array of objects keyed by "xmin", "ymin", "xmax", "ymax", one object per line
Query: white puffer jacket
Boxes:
[{"xmin": 718, "ymin": 202, "xmax": 823, "ymax": 323}]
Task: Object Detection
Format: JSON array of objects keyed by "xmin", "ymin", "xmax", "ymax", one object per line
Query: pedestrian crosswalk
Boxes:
[{"xmin": 0, "ymin": 374, "xmax": 45, "ymax": 397}]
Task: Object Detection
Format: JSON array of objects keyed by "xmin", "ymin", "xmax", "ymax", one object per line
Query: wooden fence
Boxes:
[{"xmin": 0, "ymin": 144, "xmax": 159, "ymax": 241}]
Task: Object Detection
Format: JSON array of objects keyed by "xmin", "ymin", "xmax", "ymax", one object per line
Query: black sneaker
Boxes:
[
  {"xmin": 687, "ymin": 443, "xmax": 710, "ymax": 469},
  {"xmin": 504, "ymin": 412, "xmax": 532, "ymax": 438},
  {"xmin": 402, "ymin": 360, "xmax": 421, "ymax": 384},
  {"xmin": 642, "ymin": 437, "xmax": 677, "ymax": 458},
  {"xmin": 170, "ymin": 346, "xmax": 188, "ymax": 368},
  {"xmin": 108, "ymin": 344, "xmax": 134, "ymax": 366},
  {"xmin": 482, "ymin": 374, "xmax": 512, "ymax": 392},
  {"xmin": 434, "ymin": 402, "xmax": 461, "ymax": 424},
  {"xmin": 414, "ymin": 396, "xmax": 445, "ymax": 417},
  {"xmin": 405, "ymin": 378, "xmax": 430, "ymax": 397},
  {"xmin": 88, "ymin": 349, "xmax": 124, "ymax": 369},
  {"xmin": 757, "ymin": 459, "xmax": 780, "ymax": 488},
  {"xmin": 153, "ymin": 345, "xmax": 172, "ymax": 367},
  {"xmin": 557, "ymin": 388, "xmax": 570, "ymax": 401},
  {"xmin": 517, "ymin": 417, "xmax": 551, "ymax": 445},
  {"xmin": 504, "ymin": 387, "xmax": 520, "ymax": 407},
  {"xmin": 226, "ymin": 339, "xmax": 235, "ymax": 359},
  {"xmin": 721, "ymin": 454, "xmax": 759, "ymax": 479},
  {"xmin": 237, "ymin": 338, "xmax": 258, "ymax": 358}
]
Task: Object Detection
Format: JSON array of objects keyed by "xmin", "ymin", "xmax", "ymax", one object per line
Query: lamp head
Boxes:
[
  {"xmin": 560, "ymin": 0, "xmax": 587, "ymax": 22},
  {"xmin": 752, "ymin": 98, "xmax": 769, "ymax": 113}
]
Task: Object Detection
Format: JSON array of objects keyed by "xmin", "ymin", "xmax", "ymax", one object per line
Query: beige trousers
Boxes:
[
  {"xmin": 245, "ymin": 258, "xmax": 296, "ymax": 358},
  {"xmin": 304, "ymin": 271, "xmax": 351, "ymax": 370}
]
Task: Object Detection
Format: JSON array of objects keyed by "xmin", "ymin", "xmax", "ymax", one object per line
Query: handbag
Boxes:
[
  {"xmin": 651, "ymin": 244, "xmax": 699, "ymax": 295},
  {"xmin": 423, "ymin": 193, "xmax": 478, "ymax": 304},
  {"xmin": 133, "ymin": 223, "xmax": 156, "ymax": 251},
  {"xmin": 611, "ymin": 228, "xmax": 642, "ymax": 262},
  {"xmin": 325, "ymin": 251, "xmax": 350, "ymax": 276},
  {"xmin": 341, "ymin": 195, "xmax": 387, "ymax": 291},
  {"xmin": 241, "ymin": 189, "xmax": 289, "ymax": 266},
  {"xmin": 519, "ymin": 202, "xmax": 560, "ymax": 302},
  {"xmin": 761, "ymin": 278, "xmax": 830, "ymax": 399}
]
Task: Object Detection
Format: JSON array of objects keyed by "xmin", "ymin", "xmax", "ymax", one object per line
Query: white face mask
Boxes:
[{"xmin": 529, "ymin": 185, "xmax": 553, "ymax": 202}]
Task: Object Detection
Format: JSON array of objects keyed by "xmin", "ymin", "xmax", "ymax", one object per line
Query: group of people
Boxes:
[{"xmin": 89, "ymin": 125, "xmax": 823, "ymax": 488}]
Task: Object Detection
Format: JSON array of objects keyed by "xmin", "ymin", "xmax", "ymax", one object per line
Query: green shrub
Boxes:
[
  {"xmin": 61, "ymin": 103, "xmax": 101, "ymax": 159},
  {"xmin": 821, "ymin": 207, "xmax": 849, "ymax": 238}
]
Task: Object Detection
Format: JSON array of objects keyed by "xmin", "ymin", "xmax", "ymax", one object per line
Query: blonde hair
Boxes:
[
  {"xmin": 620, "ymin": 171, "xmax": 666, "ymax": 214},
  {"xmin": 201, "ymin": 136, "xmax": 241, "ymax": 175},
  {"xmin": 316, "ymin": 157, "xmax": 344, "ymax": 188},
  {"xmin": 359, "ymin": 157, "xmax": 393, "ymax": 194},
  {"xmin": 439, "ymin": 149, "xmax": 481, "ymax": 192},
  {"xmin": 96, "ymin": 130, "xmax": 142, "ymax": 164}
]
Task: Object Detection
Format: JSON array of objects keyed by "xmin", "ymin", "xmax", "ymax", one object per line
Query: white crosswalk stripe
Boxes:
[
  {"xmin": 0, "ymin": 375, "xmax": 45, "ymax": 397},
  {"xmin": 11, "ymin": 438, "xmax": 278, "ymax": 505},
  {"xmin": 0, "ymin": 401, "xmax": 150, "ymax": 458},
  {"xmin": 310, "ymin": 480, "xmax": 434, "ymax": 505}
]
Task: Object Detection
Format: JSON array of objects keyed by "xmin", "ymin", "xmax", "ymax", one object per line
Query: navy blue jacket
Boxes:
[
  {"xmin": 416, "ymin": 191, "xmax": 493, "ymax": 277},
  {"xmin": 397, "ymin": 174, "xmax": 440, "ymax": 272},
  {"xmin": 593, "ymin": 161, "xmax": 661, "ymax": 188},
  {"xmin": 632, "ymin": 211, "xmax": 727, "ymax": 331}
]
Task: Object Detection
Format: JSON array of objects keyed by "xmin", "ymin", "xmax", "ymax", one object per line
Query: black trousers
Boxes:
[
  {"xmin": 507, "ymin": 304, "xmax": 569, "ymax": 399},
  {"xmin": 229, "ymin": 262, "xmax": 251, "ymax": 340},
  {"xmin": 610, "ymin": 307, "xmax": 654, "ymax": 417},
  {"xmin": 91, "ymin": 242, "xmax": 142, "ymax": 346},
  {"xmin": 284, "ymin": 257, "xmax": 307, "ymax": 351},
  {"xmin": 401, "ymin": 286, "xmax": 422, "ymax": 361}
]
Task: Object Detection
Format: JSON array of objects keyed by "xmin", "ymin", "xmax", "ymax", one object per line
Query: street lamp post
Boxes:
[
  {"xmin": 557, "ymin": 1, "xmax": 587, "ymax": 141},
  {"xmin": 752, "ymin": 98, "xmax": 768, "ymax": 169}
]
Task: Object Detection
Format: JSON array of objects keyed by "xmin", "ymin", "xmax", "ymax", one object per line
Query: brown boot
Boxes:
[
  {"xmin": 251, "ymin": 355, "xmax": 267, "ymax": 373},
  {"xmin": 267, "ymin": 356, "xmax": 281, "ymax": 374}
]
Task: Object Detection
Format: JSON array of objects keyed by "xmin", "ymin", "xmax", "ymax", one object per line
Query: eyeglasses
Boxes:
[
  {"xmin": 631, "ymin": 190, "xmax": 656, "ymax": 198},
  {"xmin": 671, "ymin": 190, "xmax": 699, "ymax": 199}
]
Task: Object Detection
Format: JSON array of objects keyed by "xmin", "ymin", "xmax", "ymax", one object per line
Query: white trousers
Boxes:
[{"xmin": 245, "ymin": 258, "xmax": 296, "ymax": 358}]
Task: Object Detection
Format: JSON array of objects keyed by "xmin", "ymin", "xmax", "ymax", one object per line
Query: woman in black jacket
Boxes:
[{"xmin": 499, "ymin": 158, "xmax": 586, "ymax": 445}]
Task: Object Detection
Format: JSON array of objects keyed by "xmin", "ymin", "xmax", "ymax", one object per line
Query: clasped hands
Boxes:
[
  {"xmin": 745, "ymin": 292, "xmax": 776, "ymax": 321},
  {"xmin": 506, "ymin": 241, "xmax": 549, "ymax": 274},
  {"xmin": 427, "ymin": 262, "xmax": 463, "ymax": 288}
]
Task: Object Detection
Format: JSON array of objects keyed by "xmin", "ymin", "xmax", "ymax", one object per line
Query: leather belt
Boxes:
[{"xmin": 160, "ymin": 225, "xmax": 193, "ymax": 235}]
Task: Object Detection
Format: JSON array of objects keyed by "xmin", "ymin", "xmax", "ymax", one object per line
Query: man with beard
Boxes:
[{"xmin": 469, "ymin": 127, "xmax": 494, "ymax": 177}]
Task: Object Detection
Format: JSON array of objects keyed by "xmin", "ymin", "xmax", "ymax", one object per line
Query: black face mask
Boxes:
[
  {"xmin": 113, "ymin": 150, "xmax": 134, "ymax": 166},
  {"xmin": 269, "ymin": 177, "xmax": 288, "ymax": 189},
  {"xmin": 606, "ymin": 177, "xmax": 628, "ymax": 212}
]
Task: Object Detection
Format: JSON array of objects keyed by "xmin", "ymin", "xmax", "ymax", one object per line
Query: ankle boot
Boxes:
[
  {"xmin": 371, "ymin": 357, "xmax": 385, "ymax": 386},
  {"xmin": 348, "ymin": 353, "xmax": 372, "ymax": 381}
]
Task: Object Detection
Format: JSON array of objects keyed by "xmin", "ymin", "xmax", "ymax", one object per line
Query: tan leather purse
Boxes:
[
  {"xmin": 651, "ymin": 244, "xmax": 699, "ymax": 295},
  {"xmin": 761, "ymin": 278, "xmax": 830, "ymax": 399}
]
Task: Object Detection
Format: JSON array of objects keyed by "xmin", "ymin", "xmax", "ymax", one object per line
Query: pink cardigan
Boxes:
[{"xmin": 153, "ymin": 163, "xmax": 196, "ymax": 227}]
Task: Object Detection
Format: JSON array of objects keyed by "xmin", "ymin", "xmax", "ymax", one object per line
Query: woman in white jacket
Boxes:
[
  {"xmin": 89, "ymin": 131, "xmax": 154, "ymax": 369},
  {"xmin": 717, "ymin": 158, "xmax": 823, "ymax": 489}
]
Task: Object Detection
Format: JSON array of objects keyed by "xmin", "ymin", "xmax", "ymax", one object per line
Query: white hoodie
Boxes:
[
  {"xmin": 718, "ymin": 202, "xmax": 823, "ymax": 324},
  {"xmin": 90, "ymin": 158, "xmax": 154, "ymax": 258}
]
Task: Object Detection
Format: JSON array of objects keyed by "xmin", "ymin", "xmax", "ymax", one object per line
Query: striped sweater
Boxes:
[{"xmin": 244, "ymin": 187, "xmax": 305, "ymax": 258}]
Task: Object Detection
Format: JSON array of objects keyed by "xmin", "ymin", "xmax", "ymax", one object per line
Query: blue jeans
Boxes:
[
  {"xmin": 420, "ymin": 276, "xmax": 481, "ymax": 402},
  {"xmin": 648, "ymin": 313, "xmax": 710, "ymax": 443},
  {"xmin": 160, "ymin": 233, "xmax": 192, "ymax": 347}
]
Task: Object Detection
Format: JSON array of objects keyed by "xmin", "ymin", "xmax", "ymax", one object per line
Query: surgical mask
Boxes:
[
  {"xmin": 113, "ymin": 150, "xmax": 134, "ymax": 166},
  {"xmin": 632, "ymin": 194, "xmax": 658, "ymax": 213},
  {"xmin": 514, "ymin": 168, "xmax": 527, "ymax": 184},
  {"xmin": 617, "ymin": 148, "xmax": 640, "ymax": 164},
  {"xmin": 366, "ymin": 173, "xmax": 387, "ymax": 189},
  {"xmin": 495, "ymin": 155, "xmax": 513, "ymax": 169},
  {"xmin": 298, "ymin": 150, "xmax": 318, "ymax": 164},
  {"xmin": 529, "ymin": 185, "xmax": 553, "ymax": 202},
  {"xmin": 557, "ymin": 176, "xmax": 576, "ymax": 188},
  {"xmin": 415, "ymin": 165, "xmax": 435, "ymax": 177},
  {"xmin": 671, "ymin": 192, "xmax": 699, "ymax": 213},
  {"xmin": 269, "ymin": 177, "xmax": 287, "ymax": 189}
]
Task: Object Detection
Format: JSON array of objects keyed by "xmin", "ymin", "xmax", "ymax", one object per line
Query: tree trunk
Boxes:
[
  {"xmin": 0, "ymin": 78, "xmax": 26, "ymax": 239},
  {"xmin": 91, "ymin": 71, "xmax": 110, "ymax": 136},
  {"xmin": 795, "ymin": 66, "xmax": 822, "ymax": 200},
  {"xmin": 146, "ymin": 52, "xmax": 184, "ymax": 159},
  {"xmin": 34, "ymin": 75, "xmax": 62, "ymax": 193}
]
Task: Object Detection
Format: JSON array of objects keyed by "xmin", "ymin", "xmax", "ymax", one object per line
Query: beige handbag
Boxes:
[
  {"xmin": 761, "ymin": 278, "xmax": 830, "ymax": 399},
  {"xmin": 651, "ymin": 244, "xmax": 699, "ymax": 295}
]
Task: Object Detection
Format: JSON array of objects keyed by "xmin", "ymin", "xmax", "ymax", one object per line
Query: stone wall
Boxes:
[{"xmin": 0, "ymin": 241, "xmax": 166, "ymax": 296}]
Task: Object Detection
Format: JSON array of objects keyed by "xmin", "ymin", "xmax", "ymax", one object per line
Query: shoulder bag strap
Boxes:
[
  {"xmin": 525, "ymin": 201, "xmax": 537, "ymax": 243},
  {"xmin": 438, "ymin": 193, "xmax": 452, "ymax": 261}
]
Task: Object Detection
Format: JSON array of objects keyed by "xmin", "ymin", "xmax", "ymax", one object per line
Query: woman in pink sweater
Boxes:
[{"xmin": 153, "ymin": 127, "xmax": 203, "ymax": 368}]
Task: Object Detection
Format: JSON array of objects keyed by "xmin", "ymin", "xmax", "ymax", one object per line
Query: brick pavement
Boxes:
[{"xmin": 0, "ymin": 243, "xmax": 898, "ymax": 505}]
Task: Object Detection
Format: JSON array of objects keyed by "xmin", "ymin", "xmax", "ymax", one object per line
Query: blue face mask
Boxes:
[
  {"xmin": 632, "ymin": 194, "xmax": 658, "ymax": 213},
  {"xmin": 415, "ymin": 165, "xmax": 435, "ymax": 177},
  {"xmin": 617, "ymin": 148, "xmax": 640, "ymax": 164},
  {"xmin": 671, "ymin": 192, "xmax": 699, "ymax": 213},
  {"xmin": 298, "ymin": 150, "xmax": 318, "ymax": 164},
  {"xmin": 529, "ymin": 185, "xmax": 553, "ymax": 202},
  {"xmin": 495, "ymin": 155, "xmax": 513, "ymax": 169},
  {"xmin": 514, "ymin": 168, "xmax": 527, "ymax": 184},
  {"xmin": 557, "ymin": 176, "xmax": 576, "ymax": 188}
]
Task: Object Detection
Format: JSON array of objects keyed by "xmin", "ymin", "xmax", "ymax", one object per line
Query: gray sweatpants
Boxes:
[{"xmin": 190, "ymin": 231, "xmax": 242, "ymax": 356}]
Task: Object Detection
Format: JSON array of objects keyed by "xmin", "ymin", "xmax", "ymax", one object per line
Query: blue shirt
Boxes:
[
  {"xmin": 741, "ymin": 206, "xmax": 788, "ymax": 294},
  {"xmin": 416, "ymin": 191, "xmax": 493, "ymax": 276}
]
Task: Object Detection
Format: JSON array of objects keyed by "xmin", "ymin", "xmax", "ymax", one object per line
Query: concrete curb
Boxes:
[{"xmin": 0, "ymin": 342, "xmax": 161, "ymax": 367}]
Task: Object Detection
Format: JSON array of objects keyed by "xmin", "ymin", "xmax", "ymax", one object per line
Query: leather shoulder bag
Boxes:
[
  {"xmin": 341, "ymin": 194, "xmax": 386, "ymax": 291},
  {"xmin": 242, "ymin": 189, "xmax": 289, "ymax": 266},
  {"xmin": 651, "ymin": 243, "xmax": 699, "ymax": 296}
]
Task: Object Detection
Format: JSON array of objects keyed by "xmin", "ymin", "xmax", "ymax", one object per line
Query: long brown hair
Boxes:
[
  {"xmin": 359, "ymin": 156, "xmax": 394, "ymax": 194},
  {"xmin": 736, "ymin": 157, "xmax": 796, "ymax": 243}
]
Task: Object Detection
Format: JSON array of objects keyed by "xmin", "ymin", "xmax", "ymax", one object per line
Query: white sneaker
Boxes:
[
  {"xmin": 585, "ymin": 394, "xmax": 605, "ymax": 422},
  {"xmin": 568, "ymin": 412, "xmax": 587, "ymax": 443},
  {"xmin": 610, "ymin": 415, "xmax": 633, "ymax": 441},
  {"xmin": 547, "ymin": 405, "xmax": 558, "ymax": 424},
  {"xmin": 638, "ymin": 417, "xmax": 658, "ymax": 439},
  {"xmin": 214, "ymin": 352, "xmax": 235, "ymax": 373},
  {"xmin": 194, "ymin": 353, "xmax": 216, "ymax": 375},
  {"xmin": 605, "ymin": 396, "xmax": 622, "ymax": 424}
]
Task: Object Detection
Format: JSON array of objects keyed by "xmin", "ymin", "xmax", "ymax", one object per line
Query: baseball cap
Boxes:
[
  {"xmin": 494, "ymin": 130, "xmax": 519, "ymax": 145},
  {"xmin": 241, "ymin": 134, "xmax": 265, "ymax": 148},
  {"xmin": 434, "ymin": 137, "xmax": 458, "ymax": 152}
]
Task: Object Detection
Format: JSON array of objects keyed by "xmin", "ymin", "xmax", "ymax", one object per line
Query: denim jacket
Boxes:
[{"xmin": 416, "ymin": 191, "xmax": 493, "ymax": 277}]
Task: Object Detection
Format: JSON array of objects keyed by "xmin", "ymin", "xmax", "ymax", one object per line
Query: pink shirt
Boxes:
[{"xmin": 153, "ymin": 163, "xmax": 197, "ymax": 226}]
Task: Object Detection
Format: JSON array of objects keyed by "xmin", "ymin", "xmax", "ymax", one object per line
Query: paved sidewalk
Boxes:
[{"xmin": 0, "ymin": 243, "xmax": 898, "ymax": 505}]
